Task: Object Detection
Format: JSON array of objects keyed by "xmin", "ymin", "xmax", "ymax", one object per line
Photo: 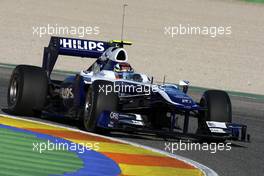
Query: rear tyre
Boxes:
[
  {"xmin": 83, "ymin": 80, "xmax": 118, "ymax": 132},
  {"xmin": 198, "ymin": 90, "xmax": 232, "ymax": 132},
  {"xmin": 7, "ymin": 65, "xmax": 48, "ymax": 116}
]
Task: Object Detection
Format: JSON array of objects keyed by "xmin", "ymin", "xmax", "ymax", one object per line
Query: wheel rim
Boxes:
[
  {"xmin": 84, "ymin": 91, "xmax": 93, "ymax": 128},
  {"xmin": 9, "ymin": 77, "xmax": 19, "ymax": 105}
]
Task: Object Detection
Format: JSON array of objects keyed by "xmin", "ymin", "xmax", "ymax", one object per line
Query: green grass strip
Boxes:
[
  {"xmin": 243, "ymin": 0, "xmax": 264, "ymax": 3},
  {"xmin": 0, "ymin": 127, "xmax": 83, "ymax": 176}
]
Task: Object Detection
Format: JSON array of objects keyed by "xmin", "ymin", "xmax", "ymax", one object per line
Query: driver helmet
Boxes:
[{"xmin": 114, "ymin": 62, "xmax": 134, "ymax": 73}]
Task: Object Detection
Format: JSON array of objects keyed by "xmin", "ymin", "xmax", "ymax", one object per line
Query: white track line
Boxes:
[{"xmin": 0, "ymin": 113, "xmax": 218, "ymax": 176}]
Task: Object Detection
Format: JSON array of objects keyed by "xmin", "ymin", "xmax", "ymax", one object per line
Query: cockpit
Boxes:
[
  {"xmin": 86, "ymin": 59, "xmax": 143, "ymax": 82},
  {"xmin": 83, "ymin": 46, "xmax": 149, "ymax": 83}
]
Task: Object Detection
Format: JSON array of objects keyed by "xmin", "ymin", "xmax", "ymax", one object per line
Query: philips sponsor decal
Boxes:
[{"xmin": 60, "ymin": 38, "xmax": 105, "ymax": 51}]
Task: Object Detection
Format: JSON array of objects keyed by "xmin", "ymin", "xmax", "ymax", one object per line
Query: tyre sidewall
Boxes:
[
  {"xmin": 7, "ymin": 65, "xmax": 48, "ymax": 115},
  {"xmin": 83, "ymin": 80, "xmax": 118, "ymax": 132},
  {"xmin": 198, "ymin": 90, "xmax": 232, "ymax": 132}
]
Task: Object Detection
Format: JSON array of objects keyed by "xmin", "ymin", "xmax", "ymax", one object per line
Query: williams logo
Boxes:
[{"xmin": 60, "ymin": 38, "xmax": 105, "ymax": 51}]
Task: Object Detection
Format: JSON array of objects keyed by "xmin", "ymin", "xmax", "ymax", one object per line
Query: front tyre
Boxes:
[
  {"xmin": 83, "ymin": 81, "xmax": 118, "ymax": 132},
  {"xmin": 7, "ymin": 65, "xmax": 48, "ymax": 116},
  {"xmin": 198, "ymin": 90, "xmax": 232, "ymax": 132}
]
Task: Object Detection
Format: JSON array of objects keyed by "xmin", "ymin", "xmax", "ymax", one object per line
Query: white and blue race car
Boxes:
[{"xmin": 7, "ymin": 36, "xmax": 249, "ymax": 141}]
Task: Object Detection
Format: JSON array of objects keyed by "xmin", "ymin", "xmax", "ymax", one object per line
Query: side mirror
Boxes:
[
  {"xmin": 179, "ymin": 80, "xmax": 190, "ymax": 93},
  {"xmin": 81, "ymin": 70, "xmax": 93, "ymax": 76}
]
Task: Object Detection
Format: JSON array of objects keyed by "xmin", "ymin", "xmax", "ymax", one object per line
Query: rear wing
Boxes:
[
  {"xmin": 42, "ymin": 36, "xmax": 112, "ymax": 76},
  {"xmin": 42, "ymin": 36, "xmax": 132, "ymax": 77}
]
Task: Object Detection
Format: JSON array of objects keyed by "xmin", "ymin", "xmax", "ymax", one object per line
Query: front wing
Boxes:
[{"xmin": 96, "ymin": 111, "xmax": 250, "ymax": 142}]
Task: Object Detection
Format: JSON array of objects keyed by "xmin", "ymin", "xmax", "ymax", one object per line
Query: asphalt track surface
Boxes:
[{"xmin": 0, "ymin": 67, "xmax": 263, "ymax": 176}]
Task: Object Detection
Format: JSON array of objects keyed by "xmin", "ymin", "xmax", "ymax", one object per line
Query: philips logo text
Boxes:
[{"xmin": 60, "ymin": 39, "xmax": 105, "ymax": 52}]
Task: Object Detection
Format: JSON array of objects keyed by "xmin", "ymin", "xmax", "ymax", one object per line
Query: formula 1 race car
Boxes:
[{"xmin": 7, "ymin": 36, "xmax": 249, "ymax": 142}]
